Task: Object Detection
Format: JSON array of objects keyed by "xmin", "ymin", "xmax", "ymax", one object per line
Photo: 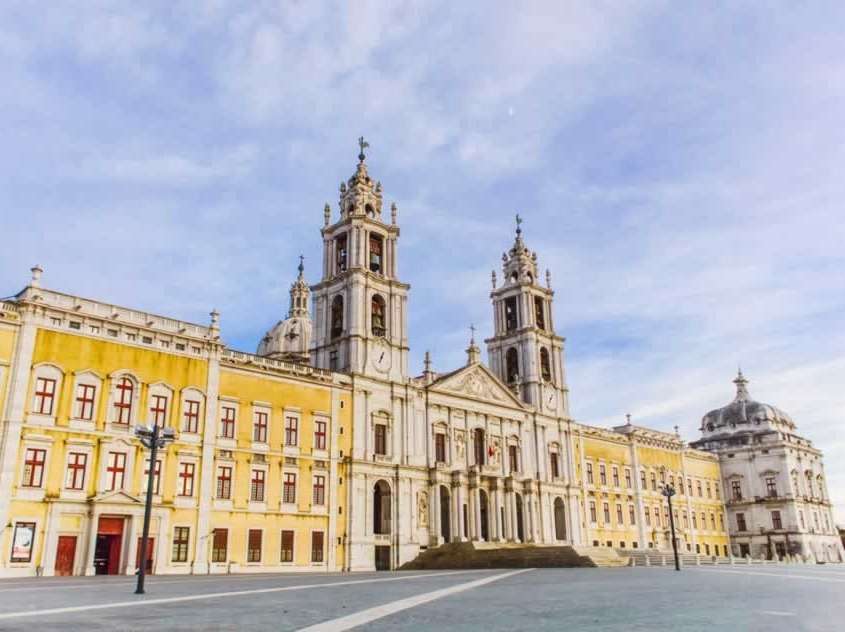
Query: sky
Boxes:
[{"xmin": 1, "ymin": 1, "xmax": 844, "ymax": 517}]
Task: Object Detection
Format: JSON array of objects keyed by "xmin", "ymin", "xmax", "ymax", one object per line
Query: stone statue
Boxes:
[
  {"xmin": 455, "ymin": 431, "xmax": 466, "ymax": 459},
  {"xmin": 418, "ymin": 491, "xmax": 429, "ymax": 527}
]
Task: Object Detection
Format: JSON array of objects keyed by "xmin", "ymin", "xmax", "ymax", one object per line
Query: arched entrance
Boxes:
[
  {"xmin": 479, "ymin": 489, "xmax": 490, "ymax": 541},
  {"xmin": 515, "ymin": 493, "xmax": 525, "ymax": 542},
  {"xmin": 373, "ymin": 480, "xmax": 391, "ymax": 570},
  {"xmin": 553, "ymin": 497, "xmax": 566, "ymax": 541},
  {"xmin": 439, "ymin": 486, "xmax": 451, "ymax": 542}
]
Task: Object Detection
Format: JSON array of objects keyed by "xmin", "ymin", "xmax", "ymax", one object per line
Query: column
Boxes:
[
  {"xmin": 452, "ymin": 483, "xmax": 465, "ymax": 542},
  {"xmin": 473, "ymin": 487, "xmax": 483, "ymax": 540},
  {"xmin": 525, "ymin": 493, "xmax": 536, "ymax": 542},
  {"xmin": 124, "ymin": 514, "xmax": 139, "ymax": 575},
  {"xmin": 40, "ymin": 502, "xmax": 60, "ymax": 577},
  {"xmin": 431, "ymin": 483, "xmax": 441, "ymax": 545},
  {"xmin": 502, "ymin": 490, "xmax": 512, "ymax": 541},
  {"xmin": 84, "ymin": 511, "xmax": 100, "ymax": 576}
]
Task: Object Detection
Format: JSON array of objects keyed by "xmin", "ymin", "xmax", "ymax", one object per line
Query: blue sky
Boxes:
[{"xmin": 2, "ymin": 2, "xmax": 844, "ymax": 515}]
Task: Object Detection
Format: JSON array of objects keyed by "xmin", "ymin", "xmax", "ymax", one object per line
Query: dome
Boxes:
[
  {"xmin": 700, "ymin": 370, "xmax": 795, "ymax": 435},
  {"xmin": 256, "ymin": 256, "xmax": 312, "ymax": 363}
]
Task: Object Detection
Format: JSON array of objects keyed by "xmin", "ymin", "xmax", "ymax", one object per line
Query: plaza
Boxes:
[{"xmin": 0, "ymin": 564, "xmax": 841, "ymax": 630}]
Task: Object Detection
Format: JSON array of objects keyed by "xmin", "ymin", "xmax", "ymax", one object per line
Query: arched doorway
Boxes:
[
  {"xmin": 553, "ymin": 497, "xmax": 566, "ymax": 541},
  {"xmin": 439, "ymin": 486, "xmax": 450, "ymax": 542},
  {"xmin": 479, "ymin": 490, "xmax": 490, "ymax": 541},
  {"xmin": 373, "ymin": 480, "xmax": 391, "ymax": 570},
  {"xmin": 515, "ymin": 493, "xmax": 525, "ymax": 542}
]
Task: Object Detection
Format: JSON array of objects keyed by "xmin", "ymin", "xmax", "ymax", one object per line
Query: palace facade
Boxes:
[{"xmin": 1, "ymin": 145, "xmax": 836, "ymax": 576}]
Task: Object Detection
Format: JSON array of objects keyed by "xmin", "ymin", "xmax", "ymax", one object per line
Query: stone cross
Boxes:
[{"xmin": 358, "ymin": 136, "xmax": 369, "ymax": 162}]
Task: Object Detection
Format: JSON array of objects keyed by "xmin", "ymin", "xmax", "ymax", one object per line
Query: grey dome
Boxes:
[{"xmin": 701, "ymin": 370, "xmax": 794, "ymax": 434}]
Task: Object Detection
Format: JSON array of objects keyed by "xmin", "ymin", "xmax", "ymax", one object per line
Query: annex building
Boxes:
[{"xmin": 0, "ymin": 145, "xmax": 837, "ymax": 576}]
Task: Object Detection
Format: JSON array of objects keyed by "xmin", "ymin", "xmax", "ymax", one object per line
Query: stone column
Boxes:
[
  {"xmin": 84, "ymin": 510, "xmax": 100, "ymax": 576},
  {"xmin": 124, "ymin": 514, "xmax": 139, "ymax": 575},
  {"xmin": 452, "ymin": 482, "xmax": 465, "ymax": 542},
  {"xmin": 525, "ymin": 492, "xmax": 536, "ymax": 542},
  {"xmin": 511, "ymin": 492, "xmax": 520, "ymax": 542},
  {"xmin": 430, "ymin": 483, "xmax": 441, "ymax": 545},
  {"xmin": 40, "ymin": 502, "xmax": 60, "ymax": 577}
]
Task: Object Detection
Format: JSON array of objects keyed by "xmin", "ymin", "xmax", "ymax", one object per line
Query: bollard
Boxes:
[
  {"xmin": 696, "ymin": 555, "xmax": 701, "ymax": 566},
  {"xmin": 661, "ymin": 555, "xmax": 667, "ymax": 567},
  {"xmin": 730, "ymin": 556, "xmax": 735, "ymax": 566},
  {"xmin": 645, "ymin": 556, "xmax": 651, "ymax": 567}
]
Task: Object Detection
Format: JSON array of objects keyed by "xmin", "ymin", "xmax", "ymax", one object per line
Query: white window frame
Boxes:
[
  {"xmin": 283, "ymin": 408, "xmax": 302, "ymax": 454},
  {"xmin": 251, "ymin": 403, "xmax": 272, "ymax": 449},
  {"xmin": 179, "ymin": 387, "xmax": 205, "ymax": 440},
  {"xmin": 106, "ymin": 371, "xmax": 140, "ymax": 431},
  {"xmin": 62, "ymin": 439, "xmax": 95, "ymax": 500},
  {"xmin": 28, "ymin": 364, "xmax": 63, "ymax": 427},
  {"xmin": 18, "ymin": 435, "xmax": 53, "ymax": 500},
  {"xmin": 147, "ymin": 382, "xmax": 174, "ymax": 428},
  {"xmin": 217, "ymin": 398, "xmax": 239, "ymax": 448},
  {"xmin": 69, "ymin": 370, "xmax": 102, "ymax": 430}
]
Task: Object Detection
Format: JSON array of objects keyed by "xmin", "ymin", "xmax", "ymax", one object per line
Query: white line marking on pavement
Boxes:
[
  {"xmin": 693, "ymin": 568, "xmax": 845, "ymax": 583},
  {"xmin": 296, "ymin": 568, "xmax": 533, "ymax": 632},
  {"xmin": 0, "ymin": 570, "xmax": 487, "ymax": 620},
  {"xmin": 761, "ymin": 611, "xmax": 796, "ymax": 617}
]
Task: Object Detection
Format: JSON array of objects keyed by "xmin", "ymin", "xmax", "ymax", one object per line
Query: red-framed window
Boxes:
[
  {"xmin": 247, "ymin": 529, "xmax": 262, "ymax": 563},
  {"xmin": 75, "ymin": 383, "xmax": 96, "ymax": 420},
  {"xmin": 211, "ymin": 529, "xmax": 228, "ymax": 563},
  {"xmin": 629, "ymin": 505, "xmax": 636, "ymax": 525},
  {"xmin": 106, "ymin": 452, "xmax": 126, "ymax": 490},
  {"xmin": 314, "ymin": 420, "xmax": 327, "ymax": 451},
  {"xmin": 549, "ymin": 452, "xmax": 560, "ymax": 478},
  {"xmin": 216, "ymin": 465, "xmax": 232, "ymax": 499},
  {"xmin": 616, "ymin": 503, "xmax": 624, "ymax": 525},
  {"xmin": 113, "ymin": 377, "xmax": 134, "ymax": 424},
  {"xmin": 283, "ymin": 472, "xmax": 297, "ymax": 504},
  {"xmin": 250, "ymin": 469, "xmax": 266, "ymax": 502},
  {"xmin": 33, "ymin": 377, "xmax": 57, "ymax": 415},
  {"xmin": 178, "ymin": 462, "xmax": 195, "ymax": 497},
  {"xmin": 172, "ymin": 526, "xmax": 190, "ymax": 563},
  {"xmin": 22, "ymin": 448, "xmax": 46, "ymax": 487},
  {"xmin": 66, "ymin": 452, "xmax": 87, "ymax": 490},
  {"xmin": 220, "ymin": 406, "xmax": 236, "ymax": 438},
  {"xmin": 435, "ymin": 433, "xmax": 446, "ymax": 463},
  {"xmin": 144, "ymin": 458, "xmax": 162, "ymax": 495},
  {"xmin": 602, "ymin": 502, "xmax": 610, "ymax": 523},
  {"xmin": 311, "ymin": 531, "xmax": 324, "ymax": 563},
  {"xmin": 253, "ymin": 411, "xmax": 268, "ymax": 443},
  {"xmin": 612, "ymin": 466, "xmax": 619, "ymax": 487},
  {"xmin": 599, "ymin": 464, "xmax": 607, "ymax": 486},
  {"xmin": 285, "ymin": 416, "xmax": 298, "ymax": 446},
  {"xmin": 312, "ymin": 475, "xmax": 326, "ymax": 506},
  {"xmin": 149, "ymin": 394, "xmax": 168, "ymax": 426},
  {"xmin": 589, "ymin": 501, "xmax": 597, "ymax": 523},
  {"xmin": 183, "ymin": 399, "xmax": 200, "ymax": 433},
  {"xmin": 280, "ymin": 530, "xmax": 294, "ymax": 562}
]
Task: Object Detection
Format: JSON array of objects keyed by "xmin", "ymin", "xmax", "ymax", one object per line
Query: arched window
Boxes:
[
  {"xmin": 373, "ymin": 480, "xmax": 391, "ymax": 534},
  {"xmin": 369, "ymin": 233, "xmax": 383, "ymax": 273},
  {"xmin": 540, "ymin": 348, "xmax": 552, "ymax": 382},
  {"xmin": 365, "ymin": 203, "xmax": 375, "ymax": 218},
  {"xmin": 371, "ymin": 294, "xmax": 386, "ymax": 336},
  {"xmin": 473, "ymin": 428, "xmax": 485, "ymax": 466},
  {"xmin": 112, "ymin": 376, "xmax": 137, "ymax": 425},
  {"xmin": 505, "ymin": 348, "xmax": 519, "ymax": 384},
  {"xmin": 330, "ymin": 295, "xmax": 344, "ymax": 339},
  {"xmin": 335, "ymin": 235, "xmax": 348, "ymax": 273},
  {"xmin": 534, "ymin": 296, "xmax": 546, "ymax": 330}
]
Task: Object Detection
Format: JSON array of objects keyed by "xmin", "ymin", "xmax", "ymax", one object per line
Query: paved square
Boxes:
[{"xmin": 0, "ymin": 566, "xmax": 841, "ymax": 631}]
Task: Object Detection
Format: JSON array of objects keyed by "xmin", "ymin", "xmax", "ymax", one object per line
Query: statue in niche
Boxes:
[
  {"xmin": 418, "ymin": 491, "xmax": 429, "ymax": 527},
  {"xmin": 455, "ymin": 431, "xmax": 466, "ymax": 459},
  {"xmin": 489, "ymin": 437, "xmax": 501, "ymax": 465}
]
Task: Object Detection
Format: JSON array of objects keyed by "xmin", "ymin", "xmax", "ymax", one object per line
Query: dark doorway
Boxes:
[
  {"xmin": 374, "ymin": 545, "xmax": 391, "ymax": 571},
  {"xmin": 515, "ymin": 494, "xmax": 525, "ymax": 542},
  {"xmin": 479, "ymin": 490, "xmax": 490, "ymax": 541},
  {"xmin": 739, "ymin": 543, "xmax": 750, "ymax": 558},
  {"xmin": 94, "ymin": 517, "xmax": 124, "ymax": 575},
  {"xmin": 55, "ymin": 535, "xmax": 77, "ymax": 576},
  {"xmin": 553, "ymin": 498, "xmax": 566, "ymax": 541},
  {"xmin": 439, "ymin": 486, "xmax": 450, "ymax": 542},
  {"xmin": 373, "ymin": 480, "xmax": 391, "ymax": 535},
  {"xmin": 136, "ymin": 537, "xmax": 155, "ymax": 574}
]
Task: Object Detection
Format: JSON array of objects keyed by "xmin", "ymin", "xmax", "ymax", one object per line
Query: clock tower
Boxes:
[
  {"xmin": 310, "ymin": 140, "xmax": 409, "ymax": 381},
  {"xmin": 485, "ymin": 216, "xmax": 569, "ymax": 416}
]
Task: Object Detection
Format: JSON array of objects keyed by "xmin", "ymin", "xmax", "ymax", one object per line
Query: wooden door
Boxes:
[
  {"xmin": 55, "ymin": 536, "xmax": 77, "ymax": 576},
  {"xmin": 136, "ymin": 537, "xmax": 154, "ymax": 574}
]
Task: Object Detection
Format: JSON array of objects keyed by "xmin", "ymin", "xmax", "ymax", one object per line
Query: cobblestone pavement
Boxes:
[{"xmin": 0, "ymin": 565, "xmax": 841, "ymax": 631}]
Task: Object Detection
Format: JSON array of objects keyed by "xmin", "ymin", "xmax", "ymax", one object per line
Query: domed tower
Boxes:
[
  {"xmin": 484, "ymin": 215, "xmax": 568, "ymax": 414},
  {"xmin": 256, "ymin": 256, "xmax": 312, "ymax": 363}
]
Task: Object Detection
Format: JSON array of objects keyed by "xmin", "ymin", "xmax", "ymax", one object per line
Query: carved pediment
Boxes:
[
  {"xmin": 431, "ymin": 364, "xmax": 524, "ymax": 407},
  {"xmin": 90, "ymin": 490, "xmax": 143, "ymax": 504}
]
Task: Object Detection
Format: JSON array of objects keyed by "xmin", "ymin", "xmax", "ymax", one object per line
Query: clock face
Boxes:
[
  {"xmin": 545, "ymin": 388, "xmax": 558, "ymax": 411},
  {"xmin": 372, "ymin": 340, "xmax": 392, "ymax": 373}
]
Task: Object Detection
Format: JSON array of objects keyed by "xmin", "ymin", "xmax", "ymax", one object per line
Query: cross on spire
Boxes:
[
  {"xmin": 515, "ymin": 213, "xmax": 523, "ymax": 236},
  {"xmin": 358, "ymin": 136, "xmax": 369, "ymax": 162},
  {"xmin": 297, "ymin": 254, "xmax": 305, "ymax": 276},
  {"xmin": 469, "ymin": 323, "xmax": 476, "ymax": 344}
]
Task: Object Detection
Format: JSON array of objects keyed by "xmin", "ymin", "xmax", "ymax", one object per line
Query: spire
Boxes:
[
  {"xmin": 423, "ymin": 350, "xmax": 435, "ymax": 384},
  {"xmin": 466, "ymin": 324, "xmax": 481, "ymax": 365},
  {"xmin": 358, "ymin": 135, "xmax": 369, "ymax": 163},
  {"xmin": 288, "ymin": 256, "xmax": 310, "ymax": 318},
  {"xmin": 501, "ymin": 213, "xmax": 539, "ymax": 285},
  {"xmin": 733, "ymin": 368, "xmax": 750, "ymax": 402}
]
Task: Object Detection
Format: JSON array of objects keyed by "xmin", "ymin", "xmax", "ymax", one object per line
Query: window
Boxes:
[
  {"xmin": 250, "ymin": 469, "xmax": 266, "ymax": 502},
  {"xmin": 74, "ymin": 383, "xmax": 96, "ymax": 420},
  {"xmin": 508, "ymin": 445, "xmax": 518, "ymax": 473},
  {"xmin": 765, "ymin": 477, "xmax": 777, "ymax": 498},
  {"xmin": 435, "ymin": 433, "xmax": 446, "ymax": 463},
  {"xmin": 654, "ymin": 507, "xmax": 661, "ymax": 527},
  {"xmin": 172, "ymin": 526, "xmax": 190, "ymax": 563},
  {"xmin": 473, "ymin": 428, "xmax": 485, "ymax": 466},
  {"xmin": 539, "ymin": 348, "xmax": 552, "ymax": 381},
  {"xmin": 710, "ymin": 513, "xmax": 716, "ymax": 530},
  {"xmin": 718, "ymin": 513, "xmax": 724, "ymax": 530},
  {"xmin": 550, "ymin": 452, "xmax": 560, "ymax": 479},
  {"xmin": 772, "ymin": 510, "xmax": 782, "ymax": 530},
  {"xmin": 216, "ymin": 466, "xmax": 232, "ymax": 499},
  {"xmin": 220, "ymin": 406, "xmax": 236, "ymax": 439},
  {"xmin": 629, "ymin": 505, "xmax": 636, "ymax": 525},
  {"xmin": 331, "ymin": 296, "xmax": 344, "ymax": 339},
  {"xmin": 253, "ymin": 411, "xmax": 268, "ymax": 443},
  {"xmin": 700, "ymin": 512, "xmax": 706, "ymax": 530},
  {"xmin": 113, "ymin": 377, "xmax": 134, "ymax": 424},
  {"xmin": 10, "ymin": 522, "xmax": 36, "ymax": 563},
  {"xmin": 589, "ymin": 501, "xmax": 597, "ymax": 523},
  {"xmin": 625, "ymin": 468, "xmax": 632, "ymax": 489},
  {"xmin": 731, "ymin": 481, "xmax": 742, "ymax": 501},
  {"xmin": 371, "ymin": 294, "xmax": 386, "ymax": 336},
  {"xmin": 687, "ymin": 478, "xmax": 693, "ymax": 496},
  {"xmin": 586, "ymin": 462, "xmax": 594, "ymax": 485},
  {"xmin": 799, "ymin": 510, "xmax": 805, "ymax": 529},
  {"xmin": 683, "ymin": 512, "xmax": 689, "ymax": 528},
  {"xmin": 283, "ymin": 473, "xmax": 297, "ymax": 504},
  {"xmin": 66, "ymin": 452, "xmax": 87, "ymax": 490},
  {"xmin": 640, "ymin": 470, "xmax": 646, "ymax": 489},
  {"xmin": 313, "ymin": 475, "xmax": 326, "ymax": 506},
  {"xmin": 329, "ymin": 350, "xmax": 338, "ymax": 371},
  {"xmin": 183, "ymin": 399, "xmax": 200, "ymax": 433},
  {"xmin": 374, "ymin": 423, "xmax": 387, "ymax": 456},
  {"xmin": 285, "ymin": 416, "xmax": 299, "ymax": 447},
  {"xmin": 650, "ymin": 472, "xmax": 657, "ymax": 491},
  {"xmin": 612, "ymin": 466, "xmax": 620, "ymax": 487},
  {"xmin": 335, "ymin": 235, "xmax": 347, "ymax": 273},
  {"xmin": 314, "ymin": 420, "xmax": 328, "ymax": 451},
  {"xmin": 22, "ymin": 448, "xmax": 46, "ymax": 487},
  {"xmin": 33, "ymin": 377, "xmax": 57, "ymax": 415},
  {"xmin": 534, "ymin": 296, "xmax": 546, "ymax": 330},
  {"xmin": 143, "ymin": 458, "xmax": 162, "ymax": 495},
  {"xmin": 599, "ymin": 464, "xmax": 607, "ymax": 486},
  {"xmin": 714, "ymin": 484, "xmax": 720, "ymax": 499},
  {"xmin": 311, "ymin": 531, "xmax": 324, "ymax": 563},
  {"xmin": 706, "ymin": 482, "xmax": 711, "ymax": 498},
  {"xmin": 281, "ymin": 530, "xmax": 294, "ymax": 562},
  {"xmin": 212, "ymin": 529, "xmax": 228, "ymax": 563},
  {"xmin": 645, "ymin": 508, "xmax": 651, "ymax": 526},
  {"xmin": 149, "ymin": 393, "xmax": 168, "ymax": 426},
  {"xmin": 603, "ymin": 503, "xmax": 610, "ymax": 524},
  {"xmin": 616, "ymin": 503, "xmax": 624, "ymax": 525},
  {"xmin": 178, "ymin": 462, "xmax": 195, "ymax": 497},
  {"xmin": 369, "ymin": 234, "xmax": 383, "ymax": 273},
  {"xmin": 696, "ymin": 481, "xmax": 702, "ymax": 497},
  {"xmin": 505, "ymin": 347, "xmax": 519, "ymax": 383},
  {"xmin": 106, "ymin": 452, "xmax": 126, "ymax": 490},
  {"xmin": 504, "ymin": 297, "xmax": 519, "ymax": 332},
  {"xmin": 248, "ymin": 529, "xmax": 262, "ymax": 563}
]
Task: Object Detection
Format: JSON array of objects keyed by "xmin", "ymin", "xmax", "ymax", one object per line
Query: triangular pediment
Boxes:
[
  {"xmin": 91, "ymin": 490, "xmax": 144, "ymax": 504},
  {"xmin": 430, "ymin": 363, "xmax": 526, "ymax": 408}
]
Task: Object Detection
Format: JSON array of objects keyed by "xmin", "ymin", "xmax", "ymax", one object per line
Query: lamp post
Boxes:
[
  {"xmin": 661, "ymin": 482, "xmax": 681, "ymax": 571},
  {"xmin": 134, "ymin": 423, "xmax": 175, "ymax": 594}
]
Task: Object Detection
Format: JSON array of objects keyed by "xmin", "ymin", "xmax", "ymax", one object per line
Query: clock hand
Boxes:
[{"xmin": 379, "ymin": 352, "xmax": 385, "ymax": 362}]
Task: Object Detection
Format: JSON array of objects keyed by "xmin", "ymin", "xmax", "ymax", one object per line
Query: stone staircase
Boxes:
[
  {"xmin": 619, "ymin": 548, "xmax": 815, "ymax": 567},
  {"xmin": 399, "ymin": 542, "xmax": 629, "ymax": 570}
]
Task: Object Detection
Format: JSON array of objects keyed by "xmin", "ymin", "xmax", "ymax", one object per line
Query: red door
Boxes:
[
  {"xmin": 55, "ymin": 536, "xmax": 77, "ymax": 576},
  {"xmin": 136, "ymin": 537, "xmax": 154, "ymax": 574},
  {"xmin": 98, "ymin": 517, "xmax": 124, "ymax": 575}
]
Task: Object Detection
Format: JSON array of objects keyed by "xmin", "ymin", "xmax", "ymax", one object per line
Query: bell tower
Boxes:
[
  {"xmin": 310, "ymin": 139, "xmax": 409, "ymax": 381},
  {"xmin": 485, "ymin": 216, "xmax": 569, "ymax": 416}
]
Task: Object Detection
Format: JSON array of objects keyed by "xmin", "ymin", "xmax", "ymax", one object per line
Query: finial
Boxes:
[
  {"xmin": 515, "ymin": 213, "xmax": 523, "ymax": 236},
  {"xmin": 209, "ymin": 309, "xmax": 220, "ymax": 332},
  {"xmin": 625, "ymin": 413, "xmax": 632, "ymax": 426},
  {"xmin": 545, "ymin": 269, "xmax": 551, "ymax": 289},
  {"xmin": 324, "ymin": 203, "xmax": 331, "ymax": 226},
  {"xmin": 297, "ymin": 255, "xmax": 305, "ymax": 277},
  {"xmin": 30, "ymin": 264, "xmax": 43, "ymax": 288},
  {"xmin": 391, "ymin": 202, "xmax": 397, "ymax": 225},
  {"xmin": 466, "ymin": 327, "xmax": 481, "ymax": 365},
  {"xmin": 674, "ymin": 425, "xmax": 680, "ymax": 437},
  {"xmin": 424, "ymin": 350, "xmax": 432, "ymax": 372},
  {"xmin": 469, "ymin": 323, "xmax": 476, "ymax": 344},
  {"xmin": 358, "ymin": 136, "xmax": 369, "ymax": 162},
  {"xmin": 491, "ymin": 270, "xmax": 497, "ymax": 289},
  {"xmin": 733, "ymin": 368, "xmax": 750, "ymax": 401}
]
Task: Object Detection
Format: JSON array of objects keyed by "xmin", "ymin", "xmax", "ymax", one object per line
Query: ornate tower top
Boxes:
[
  {"xmin": 337, "ymin": 136, "xmax": 384, "ymax": 222},
  {"xmin": 288, "ymin": 255, "xmax": 310, "ymax": 319},
  {"xmin": 501, "ymin": 213, "xmax": 540, "ymax": 286},
  {"xmin": 465, "ymin": 324, "xmax": 481, "ymax": 365},
  {"xmin": 733, "ymin": 368, "xmax": 750, "ymax": 401}
]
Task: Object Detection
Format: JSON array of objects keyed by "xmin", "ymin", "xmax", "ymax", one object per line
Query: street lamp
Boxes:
[
  {"xmin": 134, "ymin": 423, "xmax": 175, "ymax": 594},
  {"xmin": 661, "ymin": 481, "xmax": 681, "ymax": 571}
]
